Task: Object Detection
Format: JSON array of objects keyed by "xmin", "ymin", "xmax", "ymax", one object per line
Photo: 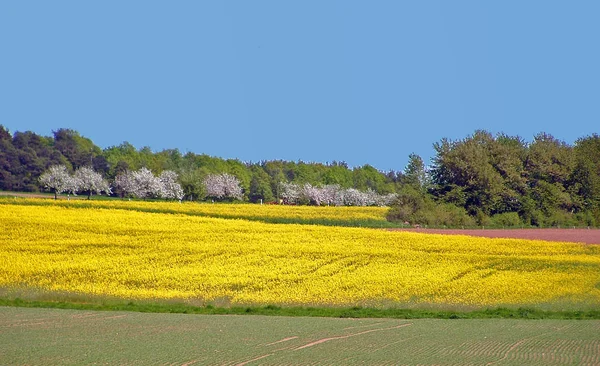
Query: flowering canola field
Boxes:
[
  {"xmin": 5, "ymin": 198, "xmax": 390, "ymax": 226},
  {"xmin": 1, "ymin": 202, "xmax": 599, "ymax": 308}
]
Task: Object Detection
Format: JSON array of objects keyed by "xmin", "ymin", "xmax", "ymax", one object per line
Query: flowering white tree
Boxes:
[
  {"xmin": 322, "ymin": 184, "xmax": 343, "ymax": 206},
  {"xmin": 131, "ymin": 167, "xmax": 164, "ymax": 199},
  {"xmin": 159, "ymin": 170, "xmax": 184, "ymax": 201},
  {"xmin": 341, "ymin": 188, "xmax": 367, "ymax": 206},
  {"xmin": 377, "ymin": 192, "xmax": 398, "ymax": 207},
  {"xmin": 64, "ymin": 175, "xmax": 80, "ymax": 197},
  {"xmin": 39, "ymin": 165, "xmax": 71, "ymax": 199},
  {"xmin": 74, "ymin": 166, "xmax": 112, "ymax": 199},
  {"xmin": 203, "ymin": 173, "xmax": 243, "ymax": 201},
  {"xmin": 301, "ymin": 183, "xmax": 328, "ymax": 206},
  {"xmin": 113, "ymin": 170, "xmax": 137, "ymax": 198},
  {"xmin": 277, "ymin": 181, "xmax": 395, "ymax": 207},
  {"xmin": 280, "ymin": 182, "xmax": 301, "ymax": 204},
  {"xmin": 363, "ymin": 189, "xmax": 380, "ymax": 206},
  {"xmin": 114, "ymin": 168, "xmax": 184, "ymax": 201}
]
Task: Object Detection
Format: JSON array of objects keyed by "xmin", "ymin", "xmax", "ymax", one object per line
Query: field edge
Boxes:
[{"xmin": 2, "ymin": 297, "xmax": 599, "ymax": 320}]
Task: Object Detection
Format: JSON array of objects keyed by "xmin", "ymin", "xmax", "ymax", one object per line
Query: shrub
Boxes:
[
  {"xmin": 543, "ymin": 210, "xmax": 578, "ymax": 228},
  {"xmin": 490, "ymin": 212, "xmax": 523, "ymax": 228},
  {"xmin": 387, "ymin": 193, "xmax": 476, "ymax": 228}
]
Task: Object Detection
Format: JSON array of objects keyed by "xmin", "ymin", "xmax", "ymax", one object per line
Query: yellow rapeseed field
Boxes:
[
  {"xmin": 1, "ymin": 202, "xmax": 599, "ymax": 308},
  {"xmin": 6, "ymin": 198, "xmax": 389, "ymax": 225}
]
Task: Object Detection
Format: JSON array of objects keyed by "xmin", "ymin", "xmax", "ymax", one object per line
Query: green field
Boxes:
[{"xmin": 2, "ymin": 307, "xmax": 599, "ymax": 365}]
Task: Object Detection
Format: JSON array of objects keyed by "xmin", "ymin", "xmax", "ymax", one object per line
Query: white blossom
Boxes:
[
  {"xmin": 363, "ymin": 189, "xmax": 380, "ymax": 206},
  {"xmin": 39, "ymin": 165, "xmax": 71, "ymax": 199},
  {"xmin": 64, "ymin": 175, "xmax": 80, "ymax": 196},
  {"xmin": 113, "ymin": 170, "xmax": 137, "ymax": 198},
  {"xmin": 378, "ymin": 193, "xmax": 398, "ymax": 207},
  {"xmin": 203, "ymin": 173, "xmax": 243, "ymax": 200},
  {"xmin": 74, "ymin": 166, "xmax": 112, "ymax": 199},
  {"xmin": 159, "ymin": 170, "xmax": 184, "ymax": 201},
  {"xmin": 280, "ymin": 182, "xmax": 301, "ymax": 204},
  {"xmin": 278, "ymin": 181, "xmax": 394, "ymax": 207},
  {"xmin": 131, "ymin": 167, "xmax": 164, "ymax": 199},
  {"xmin": 321, "ymin": 185, "xmax": 343, "ymax": 206},
  {"xmin": 341, "ymin": 188, "xmax": 367, "ymax": 206},
  {"xmin": 114, "ymin": 168, "xmax": 184, "ymax": 201},
  {"xmin": 300, "ymin": 183, "xmax": 319, "ymax": 205}
]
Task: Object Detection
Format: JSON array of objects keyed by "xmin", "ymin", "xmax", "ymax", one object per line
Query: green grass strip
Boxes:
[{"xmin": 1, "ymin": 298, "xmax": 598, "ymax": 320}]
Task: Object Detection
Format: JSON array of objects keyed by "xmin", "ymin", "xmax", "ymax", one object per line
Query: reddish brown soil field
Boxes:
[{"xmin": 390, "ymin": 228, "xmax": 600, "ymax": 245}]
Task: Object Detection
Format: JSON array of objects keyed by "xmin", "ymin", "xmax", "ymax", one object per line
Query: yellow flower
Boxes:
[{"xmin": 1, "ymin": 200, "xmax": 599, "ymax": 308}]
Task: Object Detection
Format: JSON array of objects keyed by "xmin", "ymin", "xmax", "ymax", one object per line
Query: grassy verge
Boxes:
[{"xmin": 2, "ymin": 298, "xmax": 599, "ymax": 320}]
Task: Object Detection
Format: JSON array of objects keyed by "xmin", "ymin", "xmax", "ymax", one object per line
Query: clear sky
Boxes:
[{"xmin": 1, "ymin": 1, "xmax": 598, "ymax": 172}]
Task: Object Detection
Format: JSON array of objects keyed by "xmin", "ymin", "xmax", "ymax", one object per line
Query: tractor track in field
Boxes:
[{"xmin": 3, "ymin": 308, "xmax": 600, "ymax": 365}]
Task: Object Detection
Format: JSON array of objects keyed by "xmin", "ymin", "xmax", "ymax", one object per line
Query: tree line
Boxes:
[
  {"xmin": 0, "ymin": 127, "xmax": 398, "ymax": 204},
  {"xmin": 1, "ymin": 126, "xmax": 599, "ymax": 226},
  {"xmin": 389, "ymin": 130, "xmax": 600, "ymax": 227}
]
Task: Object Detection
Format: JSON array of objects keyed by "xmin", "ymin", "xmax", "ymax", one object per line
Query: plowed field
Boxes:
[{"xmin": 391, "ymin": 228, "xmax": 600, "ymax": 245}]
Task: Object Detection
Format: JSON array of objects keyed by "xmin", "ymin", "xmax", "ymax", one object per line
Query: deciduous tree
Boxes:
[
  {"xmin": 131, "ymin": 167, "xmax": 164, "ymax": 199},
  {"xmin": 159, "ymin": 170, "xmax": 184, "ymax": 201},
  {"xmin": 203, "ymin": 173, "xmax": 243, "ymax": 201},
  {"xmin": 74, "ymin": 166, "xmax": 111, "ymax": 199},
  {"xmin": 39, "ymin": 165, "xmax": 71, "ymax": 199}
]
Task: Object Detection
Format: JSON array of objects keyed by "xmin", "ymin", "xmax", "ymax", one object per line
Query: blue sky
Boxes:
[{"xmin": 1, "ymin": 1, "xmax": 598, "ymax": 172}]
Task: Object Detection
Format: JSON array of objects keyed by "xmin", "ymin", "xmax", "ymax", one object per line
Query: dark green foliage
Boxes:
[
  {"xmin": 526, "ymin": 132, "xmax": 574, "ymax": 185},
  {"xmin": 387, "ymin": 186, "xmax": 476, "ymax": 227},
  {"xmin": 386, "ymin": 186, "xmax": 425, "ymax": 223},
  {"xmin": 402, "ymin": 153, "xmax": 428, "ymax": 191},
  {"xmin": 570, "ymin": 134, "xmax": 600, "ymax": 219},
  {"xmin": 103, "ymin": 141, "xmax": 140, "ymax": 178},
  {"xmin": 408, "ymin": 130, "xmax": 600, "ymax": 228},
  {"xmin": 322, "ymin": 163, "xmax": 354, "ymax": 188},
  {"xmin": 431, "ymin": 131, "xmax": 509, "ymax": 216},
  {"xmin": 225, "ymin": 159, "xmax": 251, "ymax": 197},
  {"xmin": 353, "ymin": 164, "xmax": 392, "ymax": 193},
  {"xmin": 53, "ymin": 128, "xmax": 101, "ymax": 169},
  {"xmin": 490, "ymin": 212, "xmax": 522, "ymax": 228},
  {"xmin": 248, "ymin": 166, "xmax": 274, "ymax": 203},
  {"xmin": 178, "ymin": 168, "xmax": 206, "ymax": 201},
  {"xmin": 418, "ymin": 202, "xmax": 476, "ymax": 227},
  {"xmin": 0, "ymin": 127, "xmax": 69, "ymax": 192}
]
